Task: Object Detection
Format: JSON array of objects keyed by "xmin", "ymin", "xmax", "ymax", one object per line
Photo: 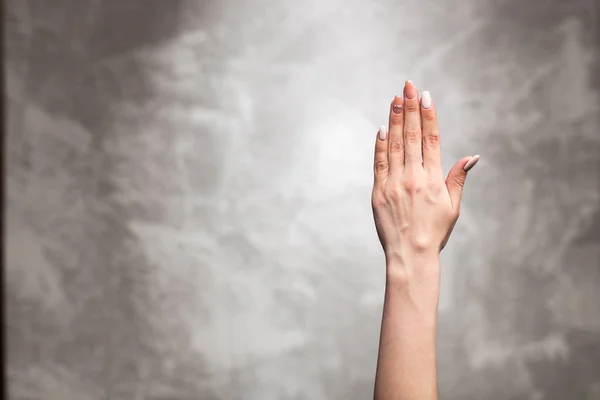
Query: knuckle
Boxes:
[
  {"xmin": 389, "ymin": 139, "xmax": 403, "ymax": 153},
  {"xmin": 371, "ymin": 192, "xmax": 387, "ymax": 209},
  {"xmin": 422, "ymin": 111, "xmax": 437, "ymax": 122},
  {"xmin": 452, "ymin": 174, "xmax": 466, "ymax": 188},
  {"xmin": 384, "ymin": 186, "xmax": 401, "ymax": 203},
  {"xmin": 374, "ymin": 160, "xmax": 388, "ymax": 173},
  {"xmin": 423, "ymin": 132, "xmax": 440, "ymax": 148},
  {"xmin": 404, "ymin": 103, "xmax": 419, "ymax": 113},
  {"xmin": 404, "ymin": 129, "xmax": 420, "ymax": 144},
  {"xmin": 403, "ymin": 177, "xmax": 422, "ymax": 194},
  {"xmin": 389, "ymin": 114, "xmax": 403, "ymax": 126}
]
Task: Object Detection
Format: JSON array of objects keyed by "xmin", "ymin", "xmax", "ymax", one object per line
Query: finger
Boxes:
[
  {"xmin": 446, "ymin": 155, "xmax": 480, "ymax": 211},
  {"xmin": 387, "ymin": 95, "xmax": 405, "ymax": 175},
  {"xmin": 373, "ymin": 125, "xmax": 389, "ymax": 187},
  {"xmin": 420, "ymin": 90, "xmax": 442, "ymax": 177},
  {"xmin": 403, "ymin": 80, "xmax": 423, "ymax": 167}
]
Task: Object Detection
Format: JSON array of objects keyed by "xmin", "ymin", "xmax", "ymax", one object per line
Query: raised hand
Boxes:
[
  {"xmin": 371, "ymin": 81, "xmax": 479, "ymax": 266},
  {"xmin": 372, "ymin": 81, "xmax": 479, "ymax": 400}
]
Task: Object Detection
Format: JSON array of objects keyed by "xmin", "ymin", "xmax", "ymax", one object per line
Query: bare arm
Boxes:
[
  {"xmin": 374, "ymin": 253, "xmax": 441, "ymax": 399},
  {"xmin": 371, "ymin": 81, "xmax": 479, "ymax": 400}
]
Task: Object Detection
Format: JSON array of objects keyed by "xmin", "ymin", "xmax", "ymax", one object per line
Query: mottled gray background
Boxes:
[{"xmin": 5, "ymin": 0, "xmax": 600, "ymax": 399}]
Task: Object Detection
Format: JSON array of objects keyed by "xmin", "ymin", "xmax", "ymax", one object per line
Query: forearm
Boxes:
[
  {"xmin": 373, "ymin": 252, "xmax": 441, "ymax": 400},
  {"xmin": 371, "ymin": 81, "xmax": 478, "ymax": 399}
]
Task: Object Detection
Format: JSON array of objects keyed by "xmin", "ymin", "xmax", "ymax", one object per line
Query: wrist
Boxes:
[
  {"xmin": 385, "ymin": 250, "xmax": 441, "ymax": 308},
  {"xmin": 385, "ymin": 248, "xmax": 441, "ymax": 278}
]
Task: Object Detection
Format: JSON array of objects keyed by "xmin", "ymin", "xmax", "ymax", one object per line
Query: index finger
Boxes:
[{"xmin": 402, "ymin": 81, "xmax": 423, "ymax": 168}]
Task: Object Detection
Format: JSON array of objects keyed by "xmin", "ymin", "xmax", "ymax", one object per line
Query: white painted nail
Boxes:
[
  {"xmin": 421, "ymin": 91, "xmax": 432, "ymax": 109},
  {"xmin": 378, "ymin": 125, "xmax": 387, "ymax": 141},
  {"xmin": 407, "ymin": 80, "xmax": 413, "ymax": 84},
  {"xmin": 463, "ymin": 155, "xmax": 480, "ymax": 172}
]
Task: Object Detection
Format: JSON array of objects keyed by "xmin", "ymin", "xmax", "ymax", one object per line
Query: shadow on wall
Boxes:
[
  {"xmin": 6, "ymin": 1, "xmax": 223, "ymax": 399},
  {"xmin": 6, "ymin": 0, "xmax": 200, "ymax": 131}
]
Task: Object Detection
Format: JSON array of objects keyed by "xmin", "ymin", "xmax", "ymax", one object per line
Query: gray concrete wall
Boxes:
[{"xmin": 5, "ymin": 1, "xmax": 600, "ymax": 399}]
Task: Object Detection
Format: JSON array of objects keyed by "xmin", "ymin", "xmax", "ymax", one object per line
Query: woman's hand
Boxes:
[
  {"xmin": 371, "ymin": 81, "xmax": 479, "ymax": 269},
  {"xmin": 372, "ymin": 81, "xmax": 479, "ymax": 400}
]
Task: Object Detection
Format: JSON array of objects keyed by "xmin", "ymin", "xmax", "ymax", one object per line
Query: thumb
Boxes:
[{"xmin": 446, "ymin": 155, "xmax": 480, "ymax": 210}]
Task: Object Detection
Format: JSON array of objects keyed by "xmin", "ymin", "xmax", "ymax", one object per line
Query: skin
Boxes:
[{"xmin": 372, "ymin": 81, "xmax": 478, "ymax": 400}]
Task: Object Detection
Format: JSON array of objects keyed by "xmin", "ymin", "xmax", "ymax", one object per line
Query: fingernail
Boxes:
[
  {"xmin": 392, "ymin": 95, "xmax": 403, "ymax": 114},
  {"xmin": 463, "ymin": 155, "xmax": 480, "ymax": 172},
  {"xmin": 421, "ymin": 91, "xmax": 432, "ymax": 109},
  {"xmin": 378, "ymin": 125, "xmax": 387, "ymax": 141},
  {"xmin": 404, "ymin": 80, "xmax": 416, "ymax": 99}
]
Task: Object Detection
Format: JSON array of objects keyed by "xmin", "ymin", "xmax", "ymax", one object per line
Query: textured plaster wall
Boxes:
[{"xmin": 5, "ymin": 1, "xmax": 600, "ymax": 399}]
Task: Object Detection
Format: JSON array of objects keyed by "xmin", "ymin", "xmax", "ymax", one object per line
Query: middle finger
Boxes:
[{"xmin": 402, "ymin": 80, "xmax": 423, "ymax": 168}]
